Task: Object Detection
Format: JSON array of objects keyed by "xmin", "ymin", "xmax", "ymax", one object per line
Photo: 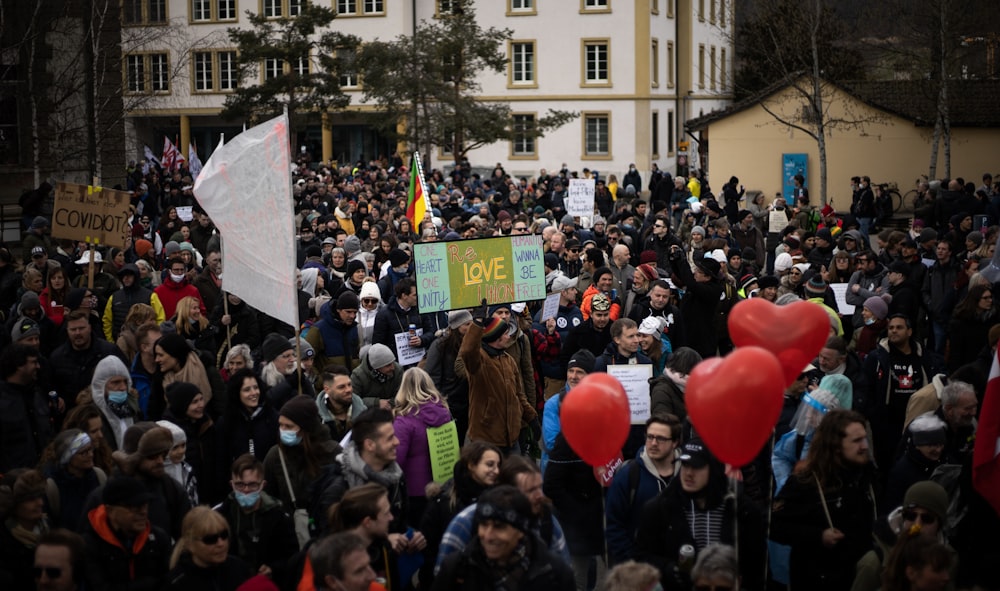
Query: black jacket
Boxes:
[
  {"xmin": 217, "ymin": 491, "xmax": 298, "ymax": 575},
  {"xmin": 50, "ymin": 338, "xmax": 127, "ymax": 403},
  {"xmin": 558, "ymin": 318, "xmax": 612, "ymax": 368},
  {"xmin": 433, "ymin": 536, "xmax": 575, "ymax": 591},
  {"xmin": 670, "ymin": 257, "xmax": 723, "ymax": 358},
  {"xmin": 217, "ymin": 402, "xmax": 280, "ymax": 464},
  {"xmin": 0, "ymin": 379, "xmax": 51, "ymax": 471},
  {"xmin": 542, "ymin": 435, "xmax": 605, "ymax": 556},
  {"xmin": 164, "ymin": 553, "xmax": 252, "ymax": 591}
]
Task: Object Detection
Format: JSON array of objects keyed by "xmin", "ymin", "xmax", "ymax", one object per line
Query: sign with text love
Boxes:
[
  {"xmin": 53, "ymin": 182, "xmax": 133, "ymax": 248},
  {"xmin": 413, "ymin": 234, "xmax": 546, "ymax": 313}
]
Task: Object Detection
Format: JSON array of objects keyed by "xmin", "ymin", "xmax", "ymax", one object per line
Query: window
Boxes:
[
  {"xmin": 651, "ymin": 0, "xmax": 658, "ymax": 15},
  {"xmin": 292, "ymin": 55, "xmax": 309, "ymax": 77},
  {"xmin": 698, "ymin": 44, "xmax": 705, "ymax": 89},
  {"xmin": 709, "ymin": 0, "xmax": 716, "ymax": 24},
  {"xmin": 191, "ymin": 0, "xmax": 236, "ymax": 22},
  {"xmin": 666, "ymin": 0, "xmax": 673, "ymax": 18},
  {"xmin": 509, "ymin": 41, "xmax": 535, "ymax": 87},
  {"xmin": 581, "ymin": 0, "xmax": 609, "ymax": 11},
  {"xmin": 720, "ymin": 48, "xmax": 727, "ymax": 91},
  {"xmin": 667, "ymin": 110, "xmax": 674, "ymax": 153},
  {"xmin": 338, "ymin": 0, "xmax": 383, "ymax": 15},
  {"xmin": 511, "ymin": 113, "xmax": 536, "ymax": 157},
  {"xmin": 338, "ymin": 48, "xmax": 358, "ymax": 87},
  {"xmin": 262, "ymin": 0, "xmax": 300, "ymax": 18},
  {"xmin": 437, "ymin": 0, "xmax": 458, "ymax": 16},
  {"xmin": 582, "ymin": 39, "xmax": 610, "ymax": 86},
  {"xmin": 193, "ymin": 50, "xmax": 237, "ymax": 92},
  {"xmin": 125, "ymin": 53, "xmax": 170, "ymax": 94},
  {"xmin": 264, "ymin": 58, "xmax": 284, "ymax": 81},
  {"xmin": 651, "ymin": 39, "xmax": 659, "ymax": 87},
  {"xmin": 583, "ymin": 113, "xmax": 610, "ymax": 157},
  {"xmin": 720, "ymin": 0, "xmax": 727, "ymax": 27},
  {"xmin": 123, "ymin": 0, "xmax": 167, "ymax": 25},
  {"xmin": 508, "ymin": 0, "xmax": 535, "ymax": 14},
  {"xmin": 337, "ymin": 0, "xmax": 356, "ymax": 13},
  {"xmin": 698, "ymin": 0, "xmax": 704, "ymax": 22},
  {"xmin": 666, "ymin": 41, "xmax": 674, "ymax": 88},
  {"xmin": 652, "ymin": 111, "xmax": 659, "ymax": 157},
  {"xmin": 710, "ymin": 45, "xmax": 717, "ymax": 90}
]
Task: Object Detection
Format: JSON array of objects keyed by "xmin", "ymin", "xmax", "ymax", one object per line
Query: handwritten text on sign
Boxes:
[
  {"xmin": 53, "ymin": 182, "xmax": 133, "ymax": 248},
  {"xmin": 567, "ymin": 178, "xmax": 596, "ymax": 218},
  {"xmin": 413, "ymin": 235, "xmax": 546, "ymax": 312}
]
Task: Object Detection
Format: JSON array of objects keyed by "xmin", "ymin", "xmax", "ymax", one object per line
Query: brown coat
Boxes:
[{"xmin": 459, "ymin": 323, "xmax": 537, "ymax": 447}]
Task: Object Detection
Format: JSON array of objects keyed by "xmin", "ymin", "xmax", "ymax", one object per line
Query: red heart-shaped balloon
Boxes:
[
  {"xmin": 686, "ymin": 346, "xmax": 785, "ymax": 467},
  {"xmin": 562, "ymin": 373, "xmax": 631, "ymax": 467},
  {"xmin": 728, "ymin": 298, "xmax": 830, "ymax": 386}
]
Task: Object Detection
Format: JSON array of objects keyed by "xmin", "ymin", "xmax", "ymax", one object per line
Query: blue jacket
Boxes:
[
  {"xmin": 540, "ymin": 387, "xmax": 566, "ymax": 473},
  {"xmin": 605, "ymin": 447, "xmax": 675, "ymax": 565}
]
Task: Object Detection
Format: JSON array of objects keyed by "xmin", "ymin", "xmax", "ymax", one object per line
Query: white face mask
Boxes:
[{"xmin": 170, "ymin": 272, "xmax": 185, "ymax": 283}]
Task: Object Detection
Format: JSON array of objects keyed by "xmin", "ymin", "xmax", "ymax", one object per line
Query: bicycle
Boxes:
[{"xmin": 885, "ymin": 181, "xmax": 921, "ymax": 214}]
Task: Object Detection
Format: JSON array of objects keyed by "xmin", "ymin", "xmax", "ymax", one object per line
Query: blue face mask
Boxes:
[
  {"xmin": 234, "ymin": 490, "xmax": 261, "ymax": 509},
  {"xmin": 280, "ymin": 429, "xmax": 302, "ymax": 446},
  {"xmin": 107, "ymin": 391, "xmax": 128, "ymax": 405},
  {"xmin": 864, "ymin": 317, "xmax": 875, "ymax": 326}
]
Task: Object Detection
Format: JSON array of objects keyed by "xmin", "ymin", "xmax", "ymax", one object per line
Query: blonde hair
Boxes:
[
  {"xmin": 124, "ymin": 303, "xmax": 157, "ymax": 333},
  {"xmin": 394, "ymin": 368, "xmax": 447, "ymax": 417},
  {"xmin": 169, "ymin": 506, "xmax": 229, "ymax": 569},
  {"xmin": 174, "ymin": 296, "xmax": 208, "ymax": 335}
]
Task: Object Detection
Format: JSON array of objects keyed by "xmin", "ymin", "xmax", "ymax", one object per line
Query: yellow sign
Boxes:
[{"xmin": 53, "ymin": 182, "xmax": 133, "ymax": 248}]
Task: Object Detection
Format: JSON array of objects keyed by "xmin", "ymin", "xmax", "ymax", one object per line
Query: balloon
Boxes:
[
  {"xmin": 728, "ymin": 298, "xmax": 830, "ymax": 386},
  {"xmin": 686, "ymin": 347, "xmax": 785, "ymax": 467},
  {"xmin": 561, "ymin": 373, "xmax": 631, "ymax": 467}
]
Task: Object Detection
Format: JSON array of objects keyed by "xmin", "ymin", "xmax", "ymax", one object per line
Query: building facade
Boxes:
[{"xmin": 123, "ymin": 0, "xmax": 733, "ymax": 181}]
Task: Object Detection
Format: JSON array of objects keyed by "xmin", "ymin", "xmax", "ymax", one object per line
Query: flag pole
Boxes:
[{"xmin": 284, "ymin": 105, "xmax": 303, "ymax": 396}]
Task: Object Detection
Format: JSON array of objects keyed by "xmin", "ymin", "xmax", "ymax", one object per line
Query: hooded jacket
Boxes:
[
  {"xmin": 154, "ymin": 276, "xmax": 204, "ymax": 319},
  {"xmin": 393, "ymin": 399, "xmax": 452, "ymax": 497},
  {"xmin": 82, "ymin": 504, "xmax": 171, "ymax": 590},
  {"xmin": 91, "ymin": 356, "xmax": 137, "ymax": 451},
  {"xmin": 315, "ymin": 390, "xmax": 367, "ymax": 442},
  {"xmin": 605, "ymin": 447, "xmax": 676, "ymax": 565},
  {"xmin": 305, "ymin": 299, "xmax": 360, "ymax": 373}
]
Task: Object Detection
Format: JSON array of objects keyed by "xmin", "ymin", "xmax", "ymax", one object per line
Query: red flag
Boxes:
[
  {"xmin": 405, "ymin": 154, "xmax": 428, "ymax": 230},
  {"xmin": 973, "ymin": 348, "xmax": 1000, "ymax": 516},
  {"xmin": 162, "ymin": 136, "xmax": 178, "ymax": 171}
]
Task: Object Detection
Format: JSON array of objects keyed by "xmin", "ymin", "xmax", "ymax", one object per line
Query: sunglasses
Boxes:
[
  {"xmin": 201, "ymin": 530, "xmax": 230, "ymax": 545},
  {"xmin": 33, "ymin": 567, "xmax": 63, "ymax": 579},
  {"xmin": 514, "ymin": 226, "xmax": 528, "ymax": 231},
  {"xmin": 362, "ymin": 298, "xmax": 379, "ymax": 305},
  {"xmin": 568, "ymin": 248, "xmax": 580, "ymax": 253},
  {"xmin": 902, "ymin": 509, "xmax": 937, "ymax": 525}
]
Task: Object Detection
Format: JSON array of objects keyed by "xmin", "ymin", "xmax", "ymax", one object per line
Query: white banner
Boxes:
[
  {"xmin": 607, "ymin": 364, "xmax": 653, "ymax": 424},
  {"xmin": 192, "ymin": 114, "xmax": 298, "ymax": 328},
  {"xmin": 567, "ymin": 178, "xmax": 595, "ymax": 218}
]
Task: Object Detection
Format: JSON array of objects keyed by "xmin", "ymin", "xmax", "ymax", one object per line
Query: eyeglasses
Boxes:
[
  {"xmin": 201, "ymin": 530, "xmax": 230, "ymax": 545},
  {"xmin": 645, "ymin": 434, "xmax": 674, "ymax": 444},
  {"xmin": 33, "ymin": 567, "xmax": 63, "ymax": 580},
  {"xmin": 514, "ymin": 226, "xmax": 528, "ymax": 231},
  {"xmin": 232, "ymin": 480, "xmax": 262, "ymax": 492},
  {"xmin": 902, "ymin": 509, "xmax": 938, "ymax": 525}
]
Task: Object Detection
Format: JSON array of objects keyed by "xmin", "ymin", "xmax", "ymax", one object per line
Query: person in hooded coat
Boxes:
[
  {"xmin": 161, "ymin": 381, "xmax": 222, "ymax": 505},
  {"xmin": 89, "ymin": 355, "xmax": 139, "ymax": 451}
]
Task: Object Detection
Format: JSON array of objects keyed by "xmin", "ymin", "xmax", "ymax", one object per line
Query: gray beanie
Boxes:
[
  {"xmin": 343, "ymin": 235, "xmax": 361, "ymax": 255},
  {"xmin": 448, "ymin": 309, "xmax": 473, "ymax": 329},
  {"xmin": 366, "ymin": 343, "xmax": 396, "ymax": 369}
]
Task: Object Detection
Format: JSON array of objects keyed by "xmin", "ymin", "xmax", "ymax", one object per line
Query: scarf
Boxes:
[
  {"xmin": 163, "ymin": 352, "xmax": 214, "ymax": 402},
  {"xmin": 368, "ymin": 360, "xmax": 390, "ymax": 384},
  {"xmin": 486, "ymin": 538, "xmax": 530, "ymax": 591},
  {"xmin": 107, "ymin": 396, "xmax": 136, "ymax": 419},
  {"xmin": 6, "ymin": 517, "xmax": 47, "ymax": 548},
  {"xmin": 338, "ymin": 442, "xmax": 403, "ymax": 490}
]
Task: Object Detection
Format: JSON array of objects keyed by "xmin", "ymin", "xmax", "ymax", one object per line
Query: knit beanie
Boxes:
[
  {"xmin": 20, "ymin": 291, "xmax": 41, "ymax": 311},
  {"xmin": 636, "ymin": 263, "xmax": 658, "ymax": 283},
  {"xmin": 262, "ymin": 332, "xmax": 294, "ymax": 363},
  {"xmin": 448, "ymin": 309, "xmax": 473, "ymax": 329},
  {"xmin": 337, "ymin": 290, "xmax": 360, "ymax": 311},
  {"xmin": 908, "ymin": 413, "xmax": 948, "ymax": 447},
  {"xmin": 156, "ymin": 333, "xmax": 192, "ymax": 366},
  {"xmin": 279, "ymin": 395, "xmax": 320, "ymax": 432},
  {"xmin": 360, "ymin": 281, "xmax": 381, "ymax": 302},
  {"xmin": 10, "ymin": 317, "xmax": 40, "ymax": 343},
  {"xmin": 65, "ymin": 287, "xmax": 88, "ymax": 311},
  {"xmin": 864, "ymin": 296, "xmax": 889, "ymax": 320},
  {"xmin": 346, "ymin": 259, "xmax": 366, "ymax": 278},
  {"xmin": 155, "ymin": 420, "xmax": 187, "ymax": 445},
  {"xmin": 343, "ymin": 235, "xmax": 362, "ymax": 256},
  {"xmin": 165, "ymin": 381, "xmax": 201, "ymax": 417},
  {"xmin": 366, "ymin": 343, "xmax": 396, "ymax": 369},
  {"xmin": 389, "ymin": 248, "xmax": 409, "ymax": 268},
  {"xmin": 482, "ymin": 317, "xmax": 509, "ymax": 343},
  {"xmin": 691, "ymin": 226, "xmax": 706, "ymax": 237},
  {"xmin": 804, "ymin": 274, "xmax": 828, "ymax": 295},
  {"xmin": 903, "ymin": 481, "xmax": 949, "ymax": 523},
  {"xmin": 134, "ymin": 239, "xmax": 154, "ymax": 257},
  {"xmin": 774, "ymin": 252, "xmax": 793, "ymax": 273},
  {"xmin": 295, "ymin": 337, "xmax": 315, "ymax": 359},
  {"xmin": 567, "ymin": 349, "xmax": 596, "ymax": 374}
]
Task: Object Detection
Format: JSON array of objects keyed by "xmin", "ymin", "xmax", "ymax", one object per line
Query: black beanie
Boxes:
[
  {"xmin": 156, "ymin": 333, "xmax": 191, "ymax": 367},
  {"xmin": 262, "ymin": 332, "xmax": 294, "ymax": 363},
  {"xmin": 165, "ymin": 381, "xmax": 201, "ymax": 417},
  {"xmin": 337, "ymin": 290, "xmax": 360, "ymax": 310},
  {"xmin": 280, "ymin": 395, "xmax": 319, "ymax": 432},
  {"xmin": 567, "ymin": 349, "xmax": 596, "ymax": 374},
  {"xmin": 347, "ymin": 259, "xmax": 366, "ymax": 277},
  {"xmin": 65, "ymin": 287, "xmax": 88, "ymax": 311},
  {"xmin": 389, "ymin": 248, "xmax": 409, "ymax": 268}
]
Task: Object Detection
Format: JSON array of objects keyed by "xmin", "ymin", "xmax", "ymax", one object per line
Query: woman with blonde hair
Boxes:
[
  {"xmin": 393, "ymin": 368, "xmax": 452, "ymax": 521},
  {"xmin": 173, "ymin": 295, "xmax": 216, "ymax": 355},
  {"xmin": 165, "ymin": 506, "xmax": 252, "ymax": 590}
]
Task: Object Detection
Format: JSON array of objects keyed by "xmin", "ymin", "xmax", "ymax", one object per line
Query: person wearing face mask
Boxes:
[
  {"xmin": 376, "ymin": 248, "xmax": 411, "ymax": 304},
  {"xmin": 88, "ymin": 356, "xmax": 138, "ymax": 451},
  {"xmin": 218, "ymin": 453, "xmax": 298, "ymax": 580},
  {"xmin": 154, "ymin": 255, "xmax": 205, "ymax": 319},
  {"xmin": 622, "ymin": 163, "xmax": 642, "ymax": 196},
  {"xmin": 854, "ymin": 295, "xmax": 890, "ymax": 361}
]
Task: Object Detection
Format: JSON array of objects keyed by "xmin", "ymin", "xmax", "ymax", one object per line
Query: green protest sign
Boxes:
[
  {"xmin": 427, "ymin": 421, "xmax": 460, "ymax": 484},
  {"xmin": 413, "ymin": 235, "xmax": 546, "ymax": 312}
]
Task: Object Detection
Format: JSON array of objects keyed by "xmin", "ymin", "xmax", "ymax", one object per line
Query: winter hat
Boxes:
[
  {"xmin": 864, "ymin": 296, "xmax": 889, "ymax": 320},
  {"xmin": 774, "ymin": 252, "xmax": 794, "ymax": 273},
  {"xmin": 155, "ymin": 420, "xmax": 187, "ymax": 446},
  {"xmin": 53, "ymin": 429, "xmax": 91, "ymax": 467},
  {"xmin": 389, "ymin": 248, "xmax": 409, "ymax": 268},
  {"xmin": 489, "ymin": 303, "xmax": 511, "ymax": 316},
  {"xmin": 337, "ymin": 290, "xmax": 360, "ymax": 311},
  {"xmin": 65, "ymin": 287, "xmax": 88, "ymax": 311},
  {"xmin": 967, "ymin": 231, "xmax": 984, "ymax": 247},
  {"xmin": 10, "ymin": 317, "xmax": 39, "ymax": 343},
  {"xmin": 908, "ymin": 413, "xmax": 948, "ymax": 447},
  {"xmin": 792, "ymin": 263, "xmax": 811, "ymax": 276},
  {"xmin": 510, "ymin": 302, "xmax": 526, "ymax": 314},
  {"xmin": 544, "ymin": 253, "xmax": 559, "ymax": 270},
  {"xmin": 236, "ymin": 574, "xmax": 281, "ymax": 591},
  {"xmin": 497, "ymin": 210, "xmax": 512, "ymax": 222},
  {"xmin": 691, "ymin": 225, "xmax": 706, "ymax": 237},
  {"xmin": 482, "ymin": 317, "xmax": 509, "ymax": 343},
  {"xmin": 817, "ymin": 374, "xmax": 853, "ymax": 410},
  {"xmin": 129, "ymin": 424, "xmax": 174, "ymax": 461},
  {"xmin": 102, "ymin": 476, "xmax": 154, "ymax": 508},
  {"xmin": 179, "ymin": 242, "xmax": 195, "ymax": 254},
  {"xmin": 636, "ymin": 263, "xmax": 658, "ymax": 283},
  {"xmin": 343, "ymin": 235, "xmax": 362, "ymax": 256},
  {"xmin": 165, "ymin": 381, "xmax": 201, "ymax": 417},
  {"xmin": 816, "ymin": 228, "xmax": 833, "ymax": 243},
  {"xmin": 639, "ymin": 250, "xmax": 658, "ymax": 265},
  {"xmin": 366, "ymin": 343, "xmax": 396, "ymax": 369},
  {"xmin": 295, "ymin": 337, "xmax": 315, "ymax": 359},
  {"xmin": 566, "ymin": 349, "xmax": 596, "ymax": 374},
  {"xmin": 919, "ymin": 228, "xmax": 938, "ymax": 243},
  {"xmin": 448, "ymin": 309, "xmax": 473, "ymax": 329},
  {"xmin": 804, "ymin": 274, "xmax": 828, "ymax": 295},
  {"xmin": 262, "ymin": 332, "xmax": 294, "ymax": 363},
  {"xmin": 156, "ymin": 333, "xmax": 192, "ymax": 365},
  {"xmin": 305, "ymin": 245, "xmax": 322, "ymax": 259},
  {"xmin": 740, "ymin": 274, "xmax": 759, "ymax": 292},
  {"xmin": 903, "ymin": 481, "xmax": 949, "ymax": 524},
  {"xmin": 638, "ymin": 316, "xmax": 666, "ymax": 339},
  {"xmin": 708, "ymin": 249, "xmax": 727, "ymax": 264},
  {"xmin": 30, "ymin": 216, "xmax": 49, "ymax": 230},
  {"xmin": 758, "ymin": 275, "xmax": 780, "ymax": 289},
  {"xmin": 784, "ymin": 235, "xmax": 801, "ymax": 249},
  {"xmin": 560, "ymin": 214, "xmax": 576, "ymax": 227},
  {"xmin": 820, "ymin": 204, "xmax": 835, "ymax": 217},
  {"xmin": 134, "ymin": 239, "xmax": 154, "ymax": 257},
  {"xmin": 742, "ymin": 247, "xmax": 757, "ymax": 262},
  {"xmin": 694, "ymin": 257, "xmax": 721, "ymax": 278},
  {"xmin": 591, "ymin": 293, "xmax": 612, "ymax": 312},
  {"xmin": 164, "ymin": 241, "xmax": 181, "ymax": 256},
  {"xmin": 346, "ymin": 259, "xmax": 366, "ymax": 278},
  {"xmin": 279, "ymin": 395, "xmax": 320, "ymax": 432},
  {"xmin": 20, "ymin": 291, "xmax": 41, "ymax": 311},
  {"xmin": 359, "ymin": 281, "xmax": 381, "ymax": 302},
  {"xmin": 888, "ymin": 261, "xmax": 911, "ymax": 276}
]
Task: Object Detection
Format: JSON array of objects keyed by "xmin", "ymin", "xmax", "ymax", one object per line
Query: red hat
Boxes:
[
  {"xmin": 820, "ymin": 204, "xmax": 835, "ymax": 217},
  {"xmin": 636, "ymin": 263, "xmax": 658, "ymax": 282},
  {"xmin": 639, "ymin": 250, "xmax": 658, "ymax": 265}
]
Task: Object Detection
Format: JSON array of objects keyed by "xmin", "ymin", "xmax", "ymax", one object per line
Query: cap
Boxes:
[
  {"xmin": 75, "ymin": 250, "xmax": 104, "ymax": 265},
  {"xmin": 322, "ymin": 237, "xmax": 337, "ymax": 246},
  {"xmin": 551, "ymin": 274, "xmax": 577, "ymax": 292},
  {"xmin": 102, "ymin": 476, "xmax": 154, "ymax": 507},
  {"xmin": 31, "ymin": 246, "xmax": 46, "ymax": 258},
  {"xmin": 679, "ymin": 440, "xmax": 711, "ymax": 468}
]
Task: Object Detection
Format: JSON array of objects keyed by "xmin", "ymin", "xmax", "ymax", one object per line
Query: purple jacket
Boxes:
[{"xmin": 393, "ymin": 400, "xmax": 453, "ymax": 497}]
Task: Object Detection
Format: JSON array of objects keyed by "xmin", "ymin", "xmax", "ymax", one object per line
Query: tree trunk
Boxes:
[
  {"xmin": 27, "ymin": 0, "xmax": 44, "ymax": 187},
  {"xmin": 810, "ymin": 0, "xmax": 828, "ymax": 206},
  {"xmin": 928, "ymin": 108, "xmax": 941, "ymax": 179},
  {"xmin": 939, "ymin": 0, "xmax": 951, "ymax": 179}
]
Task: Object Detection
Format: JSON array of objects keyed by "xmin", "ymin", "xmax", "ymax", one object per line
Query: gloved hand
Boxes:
[
  {"xmin": 472, "ymin": 298, "xmax": 489, "ymax": 324},
  {"xmin": 528, "ymin": 418, "xmax": 542, "ymax": 442}
]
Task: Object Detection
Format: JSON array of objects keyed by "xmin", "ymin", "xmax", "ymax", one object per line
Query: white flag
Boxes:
[
  {"xmin": 192, "ymin": 114, "xmax": 298, "ymax": 328},
  {"xmin": 188, "ymin": 143, "xmax": 203, "ymax": 179},
  {"xmin": 143, "ymin": 145, "xmax": 160, "ymax": 166}
]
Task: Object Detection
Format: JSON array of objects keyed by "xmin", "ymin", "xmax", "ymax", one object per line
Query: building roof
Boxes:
[{"xmin": 687, "ymin": 78, "xmax": 1000, "ymax": 130}]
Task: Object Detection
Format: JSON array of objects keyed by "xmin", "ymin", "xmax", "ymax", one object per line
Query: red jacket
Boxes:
[{"xmin": 155, "ymin": 278, "xmax": 205, "ymax": 318}]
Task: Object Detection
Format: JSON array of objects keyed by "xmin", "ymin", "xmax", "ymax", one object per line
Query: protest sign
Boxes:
[
  {"xmin": 394, "ymin": 328, "xmax": 426, "ymax": 366},
  {"xmin": 768, "ymin": 208, "xmax": 789, "ymax": 235},
  {"xmin": 829, "ymin": 283, "xmax": 855, "ymax": 315},
  {"xmin": 567, "ymin": 178, "xmax": 595, "ymax": 218},
  {"xmin": 52, "ymin": 182, "xmax": 132, "ymax": 248},
  {"xmin": 413, "ymin": 234, "xmax": 546, "ymax": 312},
  {"xmin": 176, "ymin": 206, "xmax": 194, "ymax": 222},
  {"xmin": 608, "ymin": 365, "xmax": 653, "ymax": 424},
  {"xmin": 541, "ymin": 292, "xmax": 560, "ymax": 321},
  {"xmin": 427, "ymin": 421, "xmax": 460, "ymax": 484}
]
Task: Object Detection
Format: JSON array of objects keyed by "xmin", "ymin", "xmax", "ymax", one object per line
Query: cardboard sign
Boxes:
[
  {"xmin": 608, "ymin": 364, "xmax": 653, "ymax": 424},
  {"xmin": 53, "ymin": 182, "xmax": 133, "ymax": 248},
  {"xmin": 427, "ymin": 421, "xmax": 460, "ymax": 484},
  {"xmin": 567, "ymin": 178, "xmax": 596, "ymax": 218},
  {"xmin": 413, "ymin": 235, "xmax": 546, "ymax": 312},
  {"xmin": 176, "ymin": 205, "xmax": 194, "ymax": 222},
  {"xmin": 540, "ymin": 292, "xmax": 560, "ymax": 321},
  {"xmin": 393, "ymin": 328, "xmax": 426, "ymax": 366}
]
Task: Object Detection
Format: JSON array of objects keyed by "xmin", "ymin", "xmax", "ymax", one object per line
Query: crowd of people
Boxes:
[{"xmin": 0, "ymin": 154, "xmax": 999, "ymax": 591}]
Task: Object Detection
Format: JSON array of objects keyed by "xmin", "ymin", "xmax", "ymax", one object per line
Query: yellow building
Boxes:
[{"xmin": 687, "ymin": 79, "xmax": 1000, "ymax": 210}]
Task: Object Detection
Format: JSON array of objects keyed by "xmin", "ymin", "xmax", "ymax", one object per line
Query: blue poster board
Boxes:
[{"xmin": 782, "ymin": 154, "xmax": 808, "ymax": 205}]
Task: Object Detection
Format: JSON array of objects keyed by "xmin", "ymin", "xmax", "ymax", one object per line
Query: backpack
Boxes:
[
  {"xmin": 805, "ymin": 209, "xmax": 822, "ymax": 233},
  {"xmin": 929, "ymin": 463, "xmax": 967, "ymax": 530},
  {"xmin": 618, "ymin": 458, "xmax": 643, "ymax": 505}
]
